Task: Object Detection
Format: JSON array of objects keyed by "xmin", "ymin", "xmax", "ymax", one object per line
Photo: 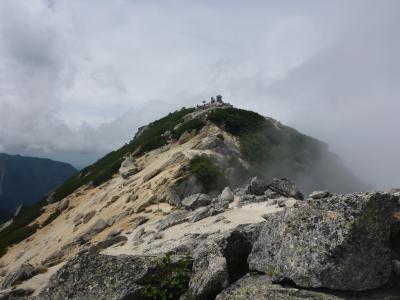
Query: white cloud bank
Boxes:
[{"xmin": 0, "ymin": 0, "xmax": 399, "ymax": 187}]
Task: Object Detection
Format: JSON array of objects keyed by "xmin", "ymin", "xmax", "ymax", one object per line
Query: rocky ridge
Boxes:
[{"xmin": 0, "ymin": 103, "xmax": 398, "ymax": 299}]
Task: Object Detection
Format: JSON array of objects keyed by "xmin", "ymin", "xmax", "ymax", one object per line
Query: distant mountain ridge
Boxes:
[{"xmin": 0, "ymin": 153, "xmax": 77, "ymax": 221}]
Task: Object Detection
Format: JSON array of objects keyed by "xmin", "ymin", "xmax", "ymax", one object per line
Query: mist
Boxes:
[{"xmin": 0, "ymin": 0, "xmax": 399, "ymax": 189}]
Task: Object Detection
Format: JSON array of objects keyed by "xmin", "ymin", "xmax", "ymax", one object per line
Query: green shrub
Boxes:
[
  {"xmin": 0, "ymin": 200, "xmax": 46, "ymax": 258},
  {"xmin": 141, "ymin": 252, "xmax": 192, "ymax": 300},
  {"xmin": 42, "ymin": 209, "xmax": 62, "ymax": 227},
  {"xmin": 189, "ymin": 156, "xmax": 226, "ymax": 192},
  {"xmin": 207, "ymin": 107, "xmax": 265, "ymax": 135},
  {"xmin": 171, "ymin": 119, "xmax": 206, "ymax": 140},
  {"xmin": 208, "ymin": 107, "xmax": 323, "ymax": 173}
]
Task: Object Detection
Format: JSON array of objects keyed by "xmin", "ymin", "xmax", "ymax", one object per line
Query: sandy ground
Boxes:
[
  {"xmin": 0, "ymin": 123, "xmax": 288, "ymax": 294},
  {"xmin": 104, "ymin": 197, "xmax": 291, "ymax": 256}
]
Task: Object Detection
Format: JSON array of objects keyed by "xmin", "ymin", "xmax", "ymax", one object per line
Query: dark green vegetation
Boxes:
[
  {"xmin": 0, "ymin": 153, "xmax": 77, "ymax": 215},
  {"xmin": 52, "ymin": 107, "xmax": 195, "ymax": 203},
  {"xmin": 171, "ymin": 118, "xmax": 205, "ymax": 140},
  {"xmin": 189, "ymin": 156, "xmax": 226, "ymax": 192},
  {"xmin": 207, "ymin": 107, "xmax": 323, "ymax": 174},
  {"xmin": 141, "ymin": 252, "xmax": 192, "ymax": 300},
  {"xmin": 42, "ymin": 209, "xmax": 62, "ymax": 227},
  {"xmin": 0, "ymin": 199, "xmax": 46, "ymax": 258}
]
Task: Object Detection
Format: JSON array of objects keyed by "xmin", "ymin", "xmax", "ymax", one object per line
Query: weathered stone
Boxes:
[
  {"xmin": 80, "ymin": 219, "xmax": 108, "ymax": 244},
  {"xmin": 59, "ymin": 199, "xmax": 69, "ymax": 211},
  {"xmin": 131, "ymin": 215, "xmax": 149, "ymax": 230},
  {"xmin": 132, "ymin": 227, "xmax": 145, "ymax": 241},
  {"xmin": 309, "ymin": 190, "xmax": 331, "ymax": 199},
  {"xmin": 0, "ymin": 287, "xmax": 34, "ymax": 299},
  {"xmin": 107, "ymin": 229, "xmax": 122, "ymax": 238},
  {"xmin": 248, "ymin": 192, "xmax": 397, "ymax": 291},
  {"xmin": 2, "ymin": 264, "xmax": 37, "ymax": 289},
  {"xmin": 188, "ymin": 224, "xmax": 262, "ymax": 300},
  {"xmin": 219, "ymin": 187, "xmax": 234, "ymax": 203},
  {"xmin": 246, "ymin": 177, "xmax": 267, "ymax": 195},
  {"xmin": 268, "ymin": 177, "xmax": 303, "ymax": 200},
  {"xmin": 119, "ymin": 156, "xmax": 141, "ymax": 179},
  {"xmin": 193, "ymin": 135, "xmax": 224, "ymax": 151},
  {"xmin": 166, "ymin": 190, "xmax": 181, "ymax": 206},
  {"xmin": 73, "ymin": 213, "xmax": 83, "ymax": 223},
  {"xmin": 159, "ymin": 152, "xmax": 186, "ymax": 171},
  {"xmin": 83, "ymin": 211, "xmax": 96, "ymax": 224},
  {"xmin": 189, "ymin": 206, "xmax": 212, "ymax": 223},
  {"xmin": 215, "ymin": 274, "xmax": 342, "ymax": 300},
  {"xmin": 277, "ymin": 199, "xmax": 286, "ymax": 207},
  {"xmin": 156, "ymin": 210, "xmax": 190, "ymax": 231},
  {"xmin": 143, "ymin": 168, "xmax": 162, "ymax": 182},
  {"xmin": 216, "ymin": 274, "xmax": 400, "ymax": 300},
  {"xmin": 239, "ymin": 195, "xmax": 269, "ymax": 205},
  {"xmin": 178, "ymin": 130, "xmax": 197, "ymax": 144},
  {"xmin": 36, "ymin": 253, "xmax": 161, "ymax": 300},
  {"xmin": 264, "ymin": 188, "xmax": 280, "ymax": 199},
  {"xmin": 89, "ymin": 236, "xmax": 128, "ymax": 254},
  {"xmin": 182, "ymin": 194, "xmax": 211, "ymax": 210}
]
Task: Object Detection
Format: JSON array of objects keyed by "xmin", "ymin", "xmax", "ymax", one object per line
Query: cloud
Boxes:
[{"xmin": 0, "ymin": 0, "xmax": 399, "ymax": 188}]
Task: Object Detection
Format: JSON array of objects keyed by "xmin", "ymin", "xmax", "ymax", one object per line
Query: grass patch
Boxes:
[
  {"xmin": 189, "ymin": 156, "xmax": 226, "ymax": 192},
  {"xmin": 0, "ymin": 199, "xmax": 46, "ymax": 258},
  {"xmin": 42, "ymin": 209, "xmax": 62, "ymax": 227},
  {"xmin": 208, "ymin": 107, "xmax": 323, "ymax": 173},
  {"xmin": 207, "ymin": 107, "xmax": 265, "ymax": 136},
  {"xmin": 171, "ymin": 119, "xmax": 206, "ymax": 140},
  {"xmin": 141, "ymin": 252, "xmax": 192, "ymax": 300}
]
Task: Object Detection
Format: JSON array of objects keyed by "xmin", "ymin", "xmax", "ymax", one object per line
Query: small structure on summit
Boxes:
[{"xmin": 197, "ymin": 94, "xmax": 231, "ymax": 109}]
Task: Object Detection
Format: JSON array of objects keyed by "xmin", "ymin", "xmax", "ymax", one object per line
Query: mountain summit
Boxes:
[{"xmin": 0, "ymin": 100, "xmax": 398, "ymax": 299}]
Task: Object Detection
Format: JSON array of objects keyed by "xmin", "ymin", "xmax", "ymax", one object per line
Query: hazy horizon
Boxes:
[{"xmin": 1, "ymin": 0, "xmax": 399, "ymax": 188}]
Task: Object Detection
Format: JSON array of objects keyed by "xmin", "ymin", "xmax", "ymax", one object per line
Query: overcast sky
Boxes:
[{"xmin": 0, "ymin": 0, "xmax": 399, "ymax": 188}]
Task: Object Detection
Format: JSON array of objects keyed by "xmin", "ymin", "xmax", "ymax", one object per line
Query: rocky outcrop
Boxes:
[
  {"xmin": 79, "ymin": 219, "xmax": 108, "ymax": 244},
  {"xmin": 309, "ymin": 190, "xmax": 331, "ymax": 199},
  {"xmin": 1, "ymin": 264, "xmax": 37, "ymax": 289},
  {"xmin": 248, "ymin": 192, "xmax": 398, "ymax": 291},
  {"xmin": 215, "ymin": 274, "xmax": 400, "ymax": 300},
  {"xmin": 182, "ymin": 194, "xmax": 212, "ymax": 210},
  {"xmin": 218, "ymin": 187, "xmax": 234, "ymax": 203},
  {"xmin": 172, "ymin": 175, "xmax": 203, "ymax": 201},
  {"xmin": 268, "ymin": 177, "xmax": 303, "ymax": 200},
  {"xmin": 246, "ymin": 177, "xmax": 267, "ymax": 195},
  {"xmin": 188, "ymin": 224, "xmax": 261, "ymax": 300},
  {"xmin": 36, "ymin": 253, "xmax": 159, "ymax": 300},
  {"xmin": 216, "ymin": 274, "xmax": 342, "ymax": 300},
  {"xmin": 156, "ymin": 210, "xmax": 190, "ymax": 231}
]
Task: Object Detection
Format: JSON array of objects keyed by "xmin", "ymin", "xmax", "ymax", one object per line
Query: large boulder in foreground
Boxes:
[
  {"xmin": 216, "ymin": 274, "xmax": 400, "ymax": 300},
  {"xmin": 36, "ymin": 253, "xmax": 159, "ymax": 300},
  {"xmin": 248, "ymin": 192, "xmax": 398, "ymax": 291},
  {"xmin": 188, "ymin": 224, "xmax": 261, "ymax": 300},
  {"xmin": 216, "ymin": 274, "xmax": 341, "ymax": 300}
]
